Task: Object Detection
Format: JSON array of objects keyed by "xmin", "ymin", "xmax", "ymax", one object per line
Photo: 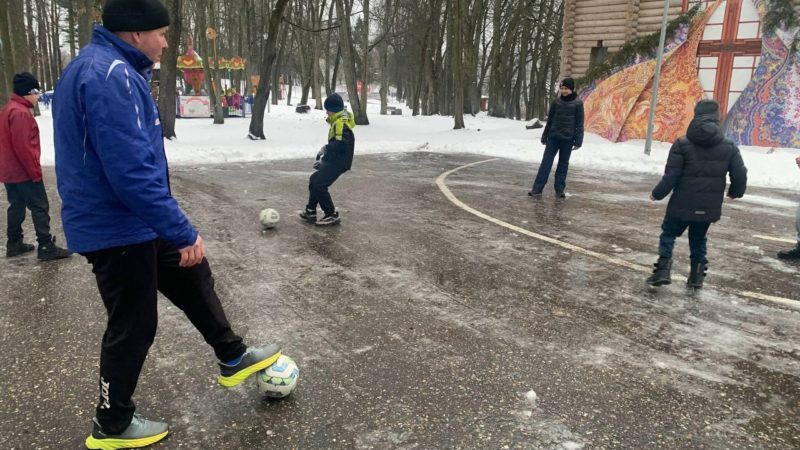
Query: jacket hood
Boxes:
[{"xmin": 687, "ymin": 114, "xmax": 725, "ymax": 147}]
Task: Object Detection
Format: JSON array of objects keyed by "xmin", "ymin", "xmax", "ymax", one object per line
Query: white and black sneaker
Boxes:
[
  {"xmin": 315, "ymin": 212, "xmax": 340, "ymax": 226},
  {"xmin": 298, "ymin": 208, "xmax": 317, "ymax": 223}
]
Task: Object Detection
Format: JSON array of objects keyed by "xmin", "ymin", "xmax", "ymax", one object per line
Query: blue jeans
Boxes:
[
  {"xmin": 532, "ymin": 137, "xmax": 573, "ymax": 193},
  {"xmin": 658, "ymin": 217, "xmax": 711, "ymax": 262}
]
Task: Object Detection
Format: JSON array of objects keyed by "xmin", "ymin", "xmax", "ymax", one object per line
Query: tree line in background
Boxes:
[{"xmin": 0, "ymin": 0, "xmax": 563, "ymax": 136}]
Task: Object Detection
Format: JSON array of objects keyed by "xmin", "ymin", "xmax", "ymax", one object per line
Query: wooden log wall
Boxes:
[{"xmin": 560, "ymin": 0, "xmax": 685, "ymax": 78}]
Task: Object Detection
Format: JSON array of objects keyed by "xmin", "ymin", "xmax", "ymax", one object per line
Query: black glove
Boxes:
[
  {"xmin": 540, "ymin": 138, "xmax": 547, "ymax": 145},
  {"xmin": 313, "ymin": 161, "xmax": 321, "ymax": 170},
  {"xmin": 316, "ymin": 145, "xmax": 326, "ymax": 161}
]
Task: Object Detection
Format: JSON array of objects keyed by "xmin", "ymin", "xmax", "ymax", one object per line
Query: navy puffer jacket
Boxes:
[
  {"xmin": 652, "ymin": 114, "xmax": 748, "ymax": 222},
  {"xmin": 541, "ymin": 93, "xmax": 584, "ymax": 148}
]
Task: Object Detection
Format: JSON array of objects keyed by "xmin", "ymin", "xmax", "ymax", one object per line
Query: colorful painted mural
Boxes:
[
  {"xmin": 580, "ymin": 0, "xmax": 799, "ymax": 148},
  {"xmin": 583, "ymin": 1, "xmax": 721, "ymax": 143},
  {"xmin": 723, "ymin": 0, "xmax": 800, "ymax": 148},
  {"xmin": 618, "ymin": 0, "xmax": 721, "ymax": 142}
]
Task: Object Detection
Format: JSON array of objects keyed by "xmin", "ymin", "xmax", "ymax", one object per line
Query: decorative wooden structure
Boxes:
[
  {"xmin": 560, "ymin": 0, "xmax": 685, "ymax": 79},
  {"xmin": 561, "ymin": 0, "xmax": 799, "ymax": 115},
  {"xmin": 571, "ymin": 0, "xmax": 800, "ymax": 147}
]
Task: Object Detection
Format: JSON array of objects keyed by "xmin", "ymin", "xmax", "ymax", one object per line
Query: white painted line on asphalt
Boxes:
[
  {"xmin": 436, "ymin": 159, "xmax": 652, "ymax": 274},
  {"xmin": 437, "ymin": 159, "xmax": 800, "ymax": 311},
  {"xmin": 753, "ymin": 234, "xmax": 796, "ymax": 244}
]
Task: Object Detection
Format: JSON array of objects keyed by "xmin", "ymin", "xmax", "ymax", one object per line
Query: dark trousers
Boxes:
[
  {"xmin": 4, "ymin": 181, "xmax": 52, "ymax": 246},
  {"xmin": 657, "ymin": 217, "xmax": 711, "ymax": 262},
  {"xmin": 532, "ymin": 137, "xmax": 573, "ymax": 193},
  {"xmin": 306, "ymin": 163, "xmax": 347, "ymax": 216},
  {"xmin": 82, "ymin": 239, "xmax": 246, "ymax": 434}
]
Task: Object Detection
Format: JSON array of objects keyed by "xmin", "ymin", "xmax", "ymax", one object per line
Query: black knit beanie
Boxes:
[
  {"xmin": 560, "ymin": 77, "xmax": 575, "ymax": 92},
  {"xmin": 324, "ymin": 93, "xmax": 344, "ymax": 113},
  {"xmin": 13, "ymin": 72, "xmax": 40, "ymax": 96},
  {"xmin": 103, "ymin": 0, "xmax": 170, "ymax": 32},
  {"xmin": 694, "ymin": 99, "xmax": 720, "ymax": 119}
]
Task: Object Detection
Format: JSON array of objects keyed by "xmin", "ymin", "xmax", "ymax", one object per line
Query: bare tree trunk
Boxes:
[
  {"xmin": 359, "ymin": 0, "xmax": 369, "ymax": 123},
  {"xmin": 159, "ymin": 0, "xmax": 182, "ymax": 139},
  {"xmin": 272, "ymin": 33, "xmax": 287, "ymax": 105},
  {"xmin": 378, "ymin": 0, "xmax": 391, "ymax": 114},
  {"xmin": 68, "ymin": 0, "xmax": 77, "ymax": 58},
  {"xmin": 248, "ymin": 0, "xmax": 291, "ymax": 139},
  {"xmin": 334, "ymin": 0, "xmax": 366, "ymax": 124},
  {"xmin": 35, "ymin": 0, "xmax": 51, "ymax": 90},
  {"xmin": 312, "ymin": 0, "xmax": 327, "ymax": 109},
  {"xmin": 452, "ymin": 0, "xmax": 464, "ymax": 129},
  {"xmin": 78, "ymin": 0, "xmax": 93, "ymax": 47},
  {"xmin": 10, "ymin": 1, "xmax": 29, "ymax": 72},
  {"xmin": 26, "ymin": 0, "xmax": 40, "ymax": 84},
  {"xmin": 330, "ymin": 42, "xmax": 340, "ymax": 93},
  {"xmin": 209, "ymin": 0, "xmax": 224, "ymax": 124},
  {"xmin": 324, "ymin": 0, "xmax": 334, "ymax": 93},
  {"xmin": 0, "ymin": 0, "xmax": 14, "ymax": 100}
]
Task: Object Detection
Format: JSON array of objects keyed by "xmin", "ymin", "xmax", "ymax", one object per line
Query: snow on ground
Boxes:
[{"xmin": 36, "ymin": 97, "xmax": 800, "ymax": 191}]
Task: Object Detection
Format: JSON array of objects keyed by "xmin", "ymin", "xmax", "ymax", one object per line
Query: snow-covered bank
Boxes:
[{"xmin": 36, "ymin": 100, "xmax": 800, "ymax": 191}]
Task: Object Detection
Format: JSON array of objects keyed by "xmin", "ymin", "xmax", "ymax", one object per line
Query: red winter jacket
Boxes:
[{"xmin": 0, "ymin": 94, "xmax": 42, "ymax": 183}]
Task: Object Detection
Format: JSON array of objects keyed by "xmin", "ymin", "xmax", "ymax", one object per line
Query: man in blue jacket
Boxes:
[{"xmin": 53, "ymin": 1, "xmax": 281, "ymax": 447}]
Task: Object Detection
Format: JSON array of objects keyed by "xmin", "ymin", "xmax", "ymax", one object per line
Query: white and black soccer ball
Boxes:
[
  {"xmin": 257, "ymin": 355, "xmax": 299, "ymax": 398},
  {"xmin": 259, "ymin": 208, "xmax": 280, "ymax": 230}
]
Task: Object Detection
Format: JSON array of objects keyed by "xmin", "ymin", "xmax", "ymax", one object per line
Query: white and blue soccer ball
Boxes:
[
  {"xmin": 257, "ymin": 355, "xmax": 299, "ymax": 398},
  {"xmin": 259, "ymin": 208, "xmax": 280, "ymax": 230}
]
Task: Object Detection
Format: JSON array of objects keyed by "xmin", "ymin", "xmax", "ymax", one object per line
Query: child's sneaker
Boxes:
[
  {"xmin": 315, "ymin": 211, "xmax": 340, "ymax": 226},
  {"xmin": 298, "ymin": 208, "xmax": 317, "ymax": 223},
  {"xmin": 85, "ymin": 413, "xmax": 169, "ymax": 449},
  {"xmin": 218, "ymin": 344, "xmax": 281, "ymax": 387}
]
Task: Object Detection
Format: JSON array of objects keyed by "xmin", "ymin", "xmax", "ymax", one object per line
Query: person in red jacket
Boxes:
[{"xmin": 1, "ymin": 72, "xmax": 71, "ymax": 260}]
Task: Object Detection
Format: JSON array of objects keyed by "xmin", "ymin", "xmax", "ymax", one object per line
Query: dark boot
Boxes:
[
  {"xmin": 646, "ymin": 257, "xmax": 672, "ymax": 286},
  {"xmin": 555, "ymin": 190, "xmax": 566, "ymax": 198},
  {"xmin": 37, "ymin": 237, "xmax": 72, "ymax": 261},
  {"xmin": 687, "ymin": 260, "xmax": 707, "ymax": 289},
  {"xmin": 777, "ymin": 243, "xmax": 800, "ymax": 260},
  {"xmin": 6, "ymin": 241, "xmax": 35, "ymax": 257}
]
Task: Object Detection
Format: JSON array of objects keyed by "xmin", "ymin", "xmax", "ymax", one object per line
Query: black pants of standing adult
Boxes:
[
  {"xmin": 3, "ymin": 180, "xmax": 53, "ymax": 246},
  {"xmin": 306, "ymin": 162, "xmax": 348, "ymax": 216},
  {"xmin": 532, "ymin": 136, "xmax": 574, "ymax": 193},
  {"xmin": 82, "ymin": 238, "xmax": 247, "ymax": 435}
]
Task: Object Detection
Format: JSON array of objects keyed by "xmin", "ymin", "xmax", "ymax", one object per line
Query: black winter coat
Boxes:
[
  {"xmin": 541, "ymin": 93, "xmax": 585, "ymax": 148},
  {"xmin": 651, "ymin": 114, "xmax": 748, "ymax": 222},
  {"xmin": 323, "ymin": 126, "xmax": 355, "ymax": 171}
]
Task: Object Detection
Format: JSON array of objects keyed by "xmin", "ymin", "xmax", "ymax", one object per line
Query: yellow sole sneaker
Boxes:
[
  {"xmin": 218, "ymin": 348, "xmax": 281, "ymax": 387},
  {"xmin": 85, "ymin": 430, "xmax": 169, "ymax": 449}
]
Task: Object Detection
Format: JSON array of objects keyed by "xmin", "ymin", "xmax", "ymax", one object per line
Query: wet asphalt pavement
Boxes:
[{"xmin": 1, "ymin": 152, "xmax": 799, "ymax": 449}]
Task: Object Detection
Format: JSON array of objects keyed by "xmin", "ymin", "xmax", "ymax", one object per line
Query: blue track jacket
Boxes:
[{"xmin": 54, "ymin": 27, "xmax": 196, "ymax": 253}]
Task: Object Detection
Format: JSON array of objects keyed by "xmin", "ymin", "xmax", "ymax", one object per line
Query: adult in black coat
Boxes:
[
  {"xmin": 530, "ymin": 77, "xmax": 584, "ymax": 198},
  {"xmin": 647, "ymin": 99, "xmax": 748, "ymax": 288}
]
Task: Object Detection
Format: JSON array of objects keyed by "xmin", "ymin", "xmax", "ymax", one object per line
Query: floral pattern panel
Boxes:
[{"xmin": 723, "ymin": 0, "xmax": 800, "ymax": 148}]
